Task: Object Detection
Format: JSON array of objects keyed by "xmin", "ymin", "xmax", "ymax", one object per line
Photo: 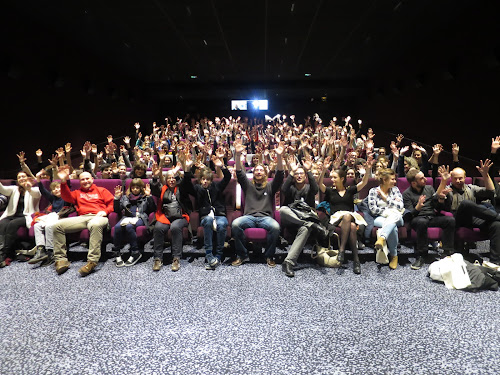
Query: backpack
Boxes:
[{"xmin": 463, "ymin": 261, "xmax": 499, "ymax": 292}]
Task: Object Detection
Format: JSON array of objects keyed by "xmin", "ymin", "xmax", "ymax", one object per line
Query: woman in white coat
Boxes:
[{"xmin": 0, "ymin": 171, "xmax": 41, "ymax": 267}]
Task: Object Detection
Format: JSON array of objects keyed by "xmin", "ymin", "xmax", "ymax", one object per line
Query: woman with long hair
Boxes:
[
  {"xmin": 318, "ymin": 157, "xmax": 374, "ymax": 274},
  {"xmin": 0, "ymin": 171, "xmax": 41, "ymax": 267},
  {"xmin": 367, "ymin": 168, "xmax": 404, "ymax": 269}
]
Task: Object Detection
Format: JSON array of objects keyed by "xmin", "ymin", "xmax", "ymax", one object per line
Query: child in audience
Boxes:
[
  {"xmin": 29, "ymin": 170, "xmax": 73, "ymax": 266},
  {"xmin": 113, "ymin": 178, "xmax": 156, "ymax": 267}
]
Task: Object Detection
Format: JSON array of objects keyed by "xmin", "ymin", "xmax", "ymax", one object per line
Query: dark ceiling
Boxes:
[{"xmin": 4, "ymin": 0, "xmax": 500, "ymax": 102}]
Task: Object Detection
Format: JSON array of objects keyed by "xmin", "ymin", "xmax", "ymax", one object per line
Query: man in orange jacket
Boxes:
[{"xmin": 52, "ymin": 170, "xmax": 114, "ymax": 276}]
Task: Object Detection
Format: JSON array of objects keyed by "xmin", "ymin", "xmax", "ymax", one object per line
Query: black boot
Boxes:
[
  {"xmin": 28, "ymin": 246, "xmax": 48, "ymax": 264},
  {"xmin": 337, "ymin": 250, "xmax": 345, "ymax": 264},
  {"xmin": 353, "ymin": 261, "xmax": 361, "ymax": 274},
  {"xmin": 282, "ymin": 261, "xmax": 295, "ymax": 277}
]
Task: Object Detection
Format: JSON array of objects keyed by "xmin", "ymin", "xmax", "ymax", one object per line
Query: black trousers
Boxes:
[
  {"xmin": 0, "ymin": 216, "xmax": 27, "ymax": 258},
  {"xmin": 411, "ymin": 215, "xmax": 455, "ymax": 256},
  {"xmin": 454, "ymin": 200, "xmax": 500, "ymax": 262}
]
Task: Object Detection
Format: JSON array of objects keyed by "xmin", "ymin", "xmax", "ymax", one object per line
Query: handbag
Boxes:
[
  {"xmin": 163, "ymin": 201, "xmax": 183, "ymax": 221},
  {"xmin": 288, "ymin": 200, "xmax": 320, "ymax": 223},
  {"xmin": 311, "ymin": 244, "xmax": 341, "ymax": 268},
  {"xmin": 162, "ymin": 188, "xmax": 183, "ymax": 221}
]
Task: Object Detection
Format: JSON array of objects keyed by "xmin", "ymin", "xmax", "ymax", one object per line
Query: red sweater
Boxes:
[{"xmin": 61, "ymin": 182, "xmax": 114, "ymax": 216}]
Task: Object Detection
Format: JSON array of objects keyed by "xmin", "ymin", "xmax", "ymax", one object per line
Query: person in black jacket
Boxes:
[
  {"xmin": 402, "ymin": 168, "xmax": 455, "ymax": 270},
  {"xmin": 181, "ymin": 153, "xmax": 231, "ymax": 270},
  {"xmin": 279, "ymin": 156, "xmax": 327, "ymax": 277}
]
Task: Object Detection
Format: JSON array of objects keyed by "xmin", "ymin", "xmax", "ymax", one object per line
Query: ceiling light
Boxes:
[
  {"xmin": 304, "ymin": 73, "xmax": 311, "ymax": 77},
  {"xmin": 203, "ymin": 39, "xmax": 208, "ymax": 46},
  {"xmin": 190, "ymin": 75, "xmax": 198, "ymax": 79},
  {"xmin": 291, "ymin": 3, "xmax": 295, "ymax": 12}
]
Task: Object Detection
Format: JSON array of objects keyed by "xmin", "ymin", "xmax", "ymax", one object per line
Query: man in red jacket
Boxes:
[{"xmin": 52, "ymin": 170, "xmax": 114, "ymax": 276}]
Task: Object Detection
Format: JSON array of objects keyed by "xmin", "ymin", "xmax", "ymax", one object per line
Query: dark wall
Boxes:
[
  {"xmin": 357, "ymin": 2, "xmax": 500, "ymax": 176},
  {"xmin": 0, "ymin": 7, "xmax": 159, "ymax": 179}
]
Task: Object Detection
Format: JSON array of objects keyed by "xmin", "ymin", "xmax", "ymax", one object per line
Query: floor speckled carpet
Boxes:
[{"xmin": 1, "ymin": 241, "xmax": 500, "ymax": 375}]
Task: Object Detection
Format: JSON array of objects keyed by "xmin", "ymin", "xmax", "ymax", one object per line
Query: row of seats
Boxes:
[{"xmin": 3, "ymin": 176, "xmax": 499, "ymax": 255}]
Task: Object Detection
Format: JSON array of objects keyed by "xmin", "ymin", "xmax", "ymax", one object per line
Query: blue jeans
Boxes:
[
  {"xmin": 201, "ymin": 215, "xmax": 228, "ymax": 262},
  {"xmin": 231, "ymin": 215, "xmax": 280, "ymax": 258},
  {"xmin": 113, "ymin": 219, "xmax": 144, "ymax": 254},
  {"xmin": 373, "ymin": 215, "xmax": 404, "ymax": 256}
]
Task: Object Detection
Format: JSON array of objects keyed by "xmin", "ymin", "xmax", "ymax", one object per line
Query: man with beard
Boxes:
[
  {"xmin": 279, "ymin": 156, "xmax": 328, "ymax": 277},
  {"xmin": 231, "ymin": 139, "xmax": 284, "ymax": 267},
  {"xmin": 403, "ymin": 168, "xmax": 455, "ymax": 270}
]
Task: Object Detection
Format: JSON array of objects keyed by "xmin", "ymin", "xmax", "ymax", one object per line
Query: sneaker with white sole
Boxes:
[
  {"xmin": 124, "ymin": 253, "xmax": 142, "ymax": 267},
  {"xmin": 115, "ymin": 256, "xmax": 125, "ymax": 267}
]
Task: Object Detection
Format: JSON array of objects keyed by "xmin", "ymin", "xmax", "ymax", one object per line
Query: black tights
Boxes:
[{"xmin": 338, "ymin": 215, "xmax": 359, "ymax": 262}]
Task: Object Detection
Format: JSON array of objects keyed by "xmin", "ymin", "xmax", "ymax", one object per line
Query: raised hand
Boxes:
[
  {"xmin": 216, "ymin": 146, "xmax": 225, "ymax": 160},
  {"xmin": 114, "ymin": 185, "xmax": 123, "ymax": 198},
  {"xmin": 123, "ymin": 136, "xmax": 131, "ymax": 145},
  {"xmin": 288, "ymin": 155, "xmax": 298, "ymax": 172},
  {"xmin": 111, "ymin": 162, "xmax": 119, "ymax": 174},
  {"xmin": 49, "ymin": 154, "xmax": 59, "ymax": 166},
  {"xmin": 144, "ymin": 183, "xmax": 151, "ymax": 196},
  {"xmin": 452, "ymin": 143, "xmax": 459, "ymax": 156},
  {"xmin": 365, "ymin": 138, "xmax": 374, "ymax": 151},
  {"xmin": 323, "ymin": 156, "xmax": 332, "ymax": 171},
  {"xmin": 432, "ymin": 144, "xmax": 443, "ymax": 155},
  {"xmin": 157, "ymin": 149, "xmax": 166, "ymax": 162},
  {"xmin": 438, "ymin": 165, "xmax": 451, "ymax": 181},
  {"xmin": 184, "ymin": 157, "xmax": 194, "ymax": 170},
  {"xmin": 302, "ymin": 155, "xmax": 313, "ymax": 171},
  {"xmin": 476, "ymin": 159, "xmax": 493, "ymax": 176},
  {"xmin": 35, "ymin": 169, "xmax": 45, "ymax": 182},
  {"xmin": 491, "ymin": 136, "xmax": 500, "ymax": 153},
  {"xmin": 57, "ymin": 165, "xmax": 70, "ymax": 182},
  {"xmin": 400, "ymin": 146, "xmax": 410, "ymax": 155},
  {"xmin": 211, "ymin": 155, "xmax": 223, "ymax": 168},
  {"xmin": 367, "ymin": 128, "xmax": 375, "ymax": 139},
  {"xmin": 275, "ymin": 142, "xmax": 285, "ymax": 156},
  {"xmin": 16, "ymin": 151, "xmax": 26, "ymax": 163},
  {"xmin": 234, "ymin": 139, "xmax": 245, "ymax": 154},
  {"xmin": 332, "ymin": 155, "xmax": 342, "ymax": 170},
  {"xmin": 56, "ymin": 147, "xmax": 65, "ymax": 159},
  {"xmin": 36, "ymin": 149, "xmax": 43, "ymax": 158},
  {"xmin": 390, "ymin": 141, "xmax": 398, "ymax": 155}
]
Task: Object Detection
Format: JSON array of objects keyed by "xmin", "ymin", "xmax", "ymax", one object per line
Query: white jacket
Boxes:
[{"xmin": 0, "ymin": 183, "xmax": 41, "ymax": 227}]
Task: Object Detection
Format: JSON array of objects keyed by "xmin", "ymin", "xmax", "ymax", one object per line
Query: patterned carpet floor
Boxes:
[{"xmin": 1, "ymin": 240, "xmax": 499, "ymax": 375}]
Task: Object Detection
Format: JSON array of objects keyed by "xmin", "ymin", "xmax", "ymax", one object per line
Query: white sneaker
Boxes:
[{"xmin": 115, "ymin": 256, "xmax": 125, "ymax": 268}]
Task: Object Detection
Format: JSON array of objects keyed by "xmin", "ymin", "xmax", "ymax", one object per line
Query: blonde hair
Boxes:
[{"xmin": 377, "ymin": 168, "xmax": 395, "ymax": 184}]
